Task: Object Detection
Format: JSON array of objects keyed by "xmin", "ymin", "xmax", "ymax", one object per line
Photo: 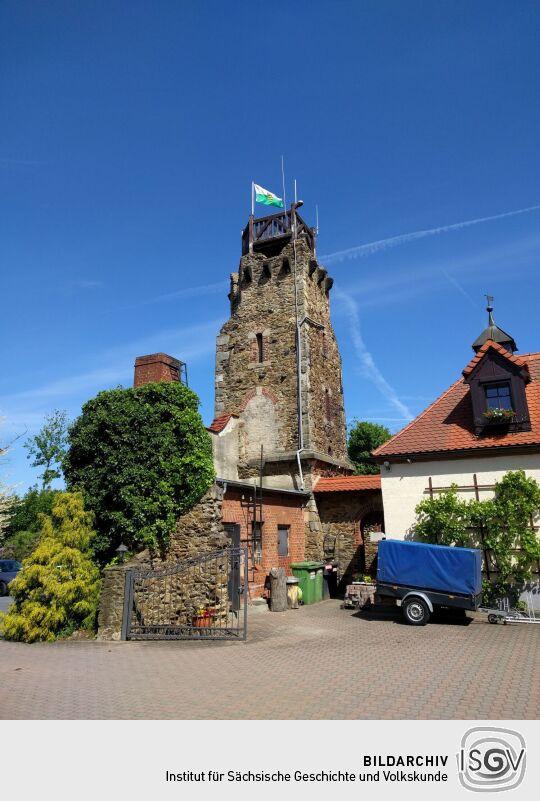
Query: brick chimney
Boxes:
[{"xmin": 134, "ymin": 353, "xmax": 181, "ymax": 387}]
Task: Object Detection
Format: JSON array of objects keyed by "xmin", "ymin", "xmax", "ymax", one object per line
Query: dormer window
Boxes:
[
  {"xmin": 484, "ymin": 383, "xmax": 512, "ymax": 411},
  {"xmin": 463, "ymin": 338, "xmax": 531, "ymax": 435}
]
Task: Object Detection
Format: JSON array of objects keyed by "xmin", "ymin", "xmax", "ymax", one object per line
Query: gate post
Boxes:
[
  {"xmin": 243, "ymin": 546, "xmax": 249, "ymax": 641},
  {"xmin": 120, "ymin": 569, "xmax": 134, "ymax": 641},
  {"xmin": 97, "ymin": 564, "xmax": 131, "ymax": 641}
]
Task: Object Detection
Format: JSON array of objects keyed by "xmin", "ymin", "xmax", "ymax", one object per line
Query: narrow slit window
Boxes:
[
  {"xmin": 256, "ymin": 332, "xmax": 264, "ymax": 363},
  {"xmin": 325, "ymin": 388, "xmax": 331, "ymax": 419}
]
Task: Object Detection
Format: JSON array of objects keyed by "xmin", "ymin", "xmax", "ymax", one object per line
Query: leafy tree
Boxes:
[
  {"xmin": 0, "ymin": 421, "xmax": 16, "ymax": 545},
  {"xmin": 347, "ymin": 420, "xmax": 391, "ymax": 475},
  {"xmin": 414, "ymin": 471, "xmax": 540, "ymax": 600},
  {"xmin": 0, "ymin": 492, "xmax": 101, "ymax": 643},
  {"xmin": 0, "ymin": 484, "xmax": 16, "ymax": 545},
  {"xmin": 64, "ymin": 381, "xmax": 214, "ymax": 561},
  {"xmin": 1, "ymin": 487, "xmax": 59, "ymax": 560},
  {"xmin": 1, "ymin": 529, "xmax": 41, "ymax": 562},
  {"xmin": 24, "ymin": 409, "xmax": 69, "ymax": 489}
]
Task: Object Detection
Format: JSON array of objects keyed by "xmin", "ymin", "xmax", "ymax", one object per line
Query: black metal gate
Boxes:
[{"xmin": 121, "ymin": 546, "xmax": 248, "ymax": 641}]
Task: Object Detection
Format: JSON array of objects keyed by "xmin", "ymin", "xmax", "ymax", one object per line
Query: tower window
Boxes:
[
  {"xmin": 277, "ymin": 525, "xmax": 289, "ymax": 557},
  {"xmin": 485, "ymin": 383, "xmax": 512, "ymax": 411},
  {"xmin": 252, "ymin": 522, "xmax": 262, "ymax": 565},
  {"xmin": 256, "ymin": 332, "xmax": 264, "ymax": 363},
  {"xmin": 325, "ymin": 388, "xmax": 331, "ymax": 419},
  {"xmin": 322, "ymin": 331, "xmax": 328, "ymax": 358}
]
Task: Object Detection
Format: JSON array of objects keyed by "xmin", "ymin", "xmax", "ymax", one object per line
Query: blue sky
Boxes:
[{"xmin": 1, "ymin": 0, "xmax": 539, "ymax": 493}]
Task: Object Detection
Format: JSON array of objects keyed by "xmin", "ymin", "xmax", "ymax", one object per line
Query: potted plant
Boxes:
[
  {"xmin": 192, "ymin": 607, "xmax": 215, "ymax": 628},
  {"xmin": 352, "ymin": 573, "xmax": 373, "ymax": 584}
]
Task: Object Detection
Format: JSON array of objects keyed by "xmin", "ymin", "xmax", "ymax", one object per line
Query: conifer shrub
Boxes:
[{"xmin": 0, "ymin": 492, "xmax": 101, "ymax": 643}]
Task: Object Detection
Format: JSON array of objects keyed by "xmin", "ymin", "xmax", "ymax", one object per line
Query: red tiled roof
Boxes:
[
  {"xmin": 314, "ymin": 475, "xmax": 381, "ymax": 492},
  {"xmin": 462, "ymin": 339, "xmax": 529, "ymax": 378},
  {"xmin": 207, "ymin": 413, "xmax": 238, "ymax": 433},
  {"xmin": 373, "ymin": 349, "xmax": 540, "ymax": 459}
]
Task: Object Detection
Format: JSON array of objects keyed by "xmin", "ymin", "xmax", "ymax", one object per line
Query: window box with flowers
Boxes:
[{"xmin": 483, "ymin": 408, "xmax": 515, "ymax": 424}]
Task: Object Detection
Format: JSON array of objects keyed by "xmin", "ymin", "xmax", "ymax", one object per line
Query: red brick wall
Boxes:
[
  {"xmin": 134, "ymin": 353, "xmax": 181, "ymax": 387},
  {"xmin": 221, "ymin": 488, "xmax": 306, "ymax": 596}
]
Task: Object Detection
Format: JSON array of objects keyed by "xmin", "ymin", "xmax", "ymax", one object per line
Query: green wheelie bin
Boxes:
[{"xmin": 291, "ymin": 561, "xmax": 324, "ymax": 604}]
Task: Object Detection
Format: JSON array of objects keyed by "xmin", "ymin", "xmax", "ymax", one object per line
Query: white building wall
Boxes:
[
  {"xmin": 381, "ymin": 452, "xmax": 540, "ymax": 538},
  {"xmin": 211, "ymin": 419, "xmax": 239, "ymax": 481}
]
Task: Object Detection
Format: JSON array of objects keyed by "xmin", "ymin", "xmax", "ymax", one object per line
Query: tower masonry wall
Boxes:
[{"xmin": 214, "ymin": 239, "xmax": 348, "ymax": 475}]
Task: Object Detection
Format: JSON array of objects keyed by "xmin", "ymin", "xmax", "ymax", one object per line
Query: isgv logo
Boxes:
[{"xmin": 457, "ymin": 727, "xmax": 526, "ymax": 792}]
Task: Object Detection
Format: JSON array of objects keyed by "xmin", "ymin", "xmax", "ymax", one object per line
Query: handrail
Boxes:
[{"xmin": 242, "ymin": 209, "xmax": 315, "ymax": 254}]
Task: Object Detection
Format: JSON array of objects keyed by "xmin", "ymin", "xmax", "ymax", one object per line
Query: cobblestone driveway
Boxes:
[{"xmin": 1, "ymin": 600, "xmax": 539, "ymax": 719}]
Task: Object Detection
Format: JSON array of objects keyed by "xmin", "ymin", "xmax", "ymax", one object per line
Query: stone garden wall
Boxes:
[
  {"xmin": 315, "ymin": 490, "xmax": 384, "ymax": 583},
  {"xmin": 97, "ymin": 483, "xmax": 229, "ymax": 639}
]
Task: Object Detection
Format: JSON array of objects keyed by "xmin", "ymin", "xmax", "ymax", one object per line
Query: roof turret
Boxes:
[{"xmin": 472, "ymin": 295, "xmax": 517, "ymax": 353}]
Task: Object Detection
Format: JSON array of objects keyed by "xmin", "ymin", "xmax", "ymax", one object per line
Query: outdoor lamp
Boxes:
[{"xmin": 116, "ymin": 543, "xmax": 128, "ymax": 564}]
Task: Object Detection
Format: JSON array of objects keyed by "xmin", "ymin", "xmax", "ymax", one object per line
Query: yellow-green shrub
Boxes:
[{"xmin": 0, "ymin": 492, "xmax": 101, "ymax": 642}]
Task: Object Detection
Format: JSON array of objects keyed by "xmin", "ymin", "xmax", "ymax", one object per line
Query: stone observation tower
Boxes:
[{"xmin": 211, "ymin": 201, "xmax": 353, "ymax": 490}]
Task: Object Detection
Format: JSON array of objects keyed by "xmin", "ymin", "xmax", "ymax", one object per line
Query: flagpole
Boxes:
[
  {"xmin": 293, "ymin": 179, "xmax": 297, "ymax": 240},
  {"xmin": 281, "ymin": 156, "xmax": 287, "ymax": 211},
  {"xmin": 249, "ymin": 182, "xmax": 254, "ymax": 254}
]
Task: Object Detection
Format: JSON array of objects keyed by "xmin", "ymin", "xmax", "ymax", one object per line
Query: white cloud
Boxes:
[
  {"xmin": 334, "ymin": 234, "xmax": 540, "ymax": 310},
  {"xmin": 74, "ymin": 280, "xmax": 103, "ymax": 290},
  {"xmin": 334, "ymin": 289, "xmax": 413, "ymax": 421},
  {"xmin": 102, "ymin": 280, "xmax": 229, "ymax": 317},
  {"xmin": 321, "ymin": 203, "xmax": 540, "ymax": 265},
  {"xmin": 0, "ymin": 319, "xmax": 220, "ymax": 435}
]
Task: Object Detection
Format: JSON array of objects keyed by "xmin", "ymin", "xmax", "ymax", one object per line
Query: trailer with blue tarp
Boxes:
[{"xmin": 376, "ymin": 539, "xmax": 483, "ymax": 625}]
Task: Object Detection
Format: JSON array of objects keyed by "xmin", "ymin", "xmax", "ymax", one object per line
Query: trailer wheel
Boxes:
[{"xmin": 403, "ymin": 597, "xmax": 430, "ymax": 626}]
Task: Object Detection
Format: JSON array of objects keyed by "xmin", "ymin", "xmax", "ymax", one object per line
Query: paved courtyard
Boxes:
[{"xmin": 1, "ymin": 600, "xmax": 539, "ymax": 719}]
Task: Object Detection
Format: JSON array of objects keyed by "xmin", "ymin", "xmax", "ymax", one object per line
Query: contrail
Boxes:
[
  {"xmin": 322, "ymin": 203, "xmax": 540, "ymax": 264},
  {"xmin": 334, "ymin": 289, "xmax": 413, "ymax": 422},
  {"xmin": 439, "ymin": 268, "xmax": 477, "ymax": 308}
]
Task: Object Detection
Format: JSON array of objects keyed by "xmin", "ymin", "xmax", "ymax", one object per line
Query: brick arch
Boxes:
[
  {"xmin": 360, "ymin": 509, "xmax": 384, "ymax": 538},
  {"xmin": 238, "ymin": 386, "xmax": 279, "ymax": 412},
  {"xmin": 361, "ymin": 509, "xmax": 385, "ymax": 576}
]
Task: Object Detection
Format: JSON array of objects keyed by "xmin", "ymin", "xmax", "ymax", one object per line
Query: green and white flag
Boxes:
[{"xmin": 253, "ymin": 183, "xmax": 284, "ymax": 208}]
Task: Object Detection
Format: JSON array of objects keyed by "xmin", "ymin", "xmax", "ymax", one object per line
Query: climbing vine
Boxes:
[{"xmin": 414, "ymin": 470, "xmax": 540, "ymax": 600}]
